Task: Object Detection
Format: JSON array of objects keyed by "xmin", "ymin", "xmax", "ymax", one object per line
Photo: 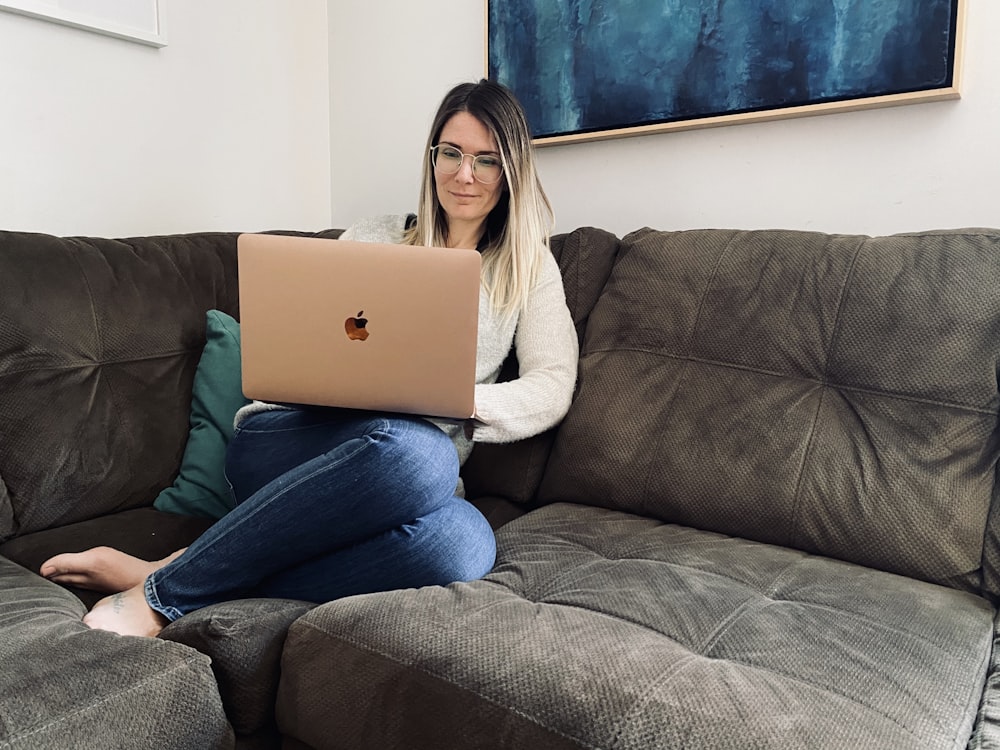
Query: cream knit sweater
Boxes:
[{"xmin": 235, "ymin": 214, "xmax": 578, "ymax": 469}]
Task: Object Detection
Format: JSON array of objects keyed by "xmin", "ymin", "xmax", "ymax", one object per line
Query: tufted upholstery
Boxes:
[
  {"xmin": 0, "ymin": 227, "xmax": 339, "ymax": 750},
  {"xmin": 0, "ymin": 231, "xmax": 243, "ymax": 541},
  {"xmin": 5, "ymin": 225, "xmax": 1000, "ymax": 749},
  {"xmin": 540, "ymin": 227, "xmax": 1000, "ymax": 596},
  {"xmin": 0, "ymin": 557, "xmax": 233, "ymax": 748},
  {"xmin": 278, "ymin": 503, "xmax": 993, "ymax": 749},
  {"xmin": 278, "ymin": 226, "xmax": 1000, "ymax": 750}
]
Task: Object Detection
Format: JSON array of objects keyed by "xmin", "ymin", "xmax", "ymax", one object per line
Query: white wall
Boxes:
[
  {"xmin": 327, "ymin": 0, "xmax": 486, "ymax": 229},
  {"xmin": 3, "ymin": 2, "xmax": 993, "ymax": 238},
  {"xmin": 0, "ymin": 0, "xmax": 332, "ymax": 237},
  {"xmin": 328, "ymin": 1, "xmax": 999, "ymax": 237}
]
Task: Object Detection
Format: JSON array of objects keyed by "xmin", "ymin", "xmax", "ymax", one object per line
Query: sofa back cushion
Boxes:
[
  {"xmin": 462, "ymin": 227, "xmax": 620, "ymax": 510},
  {"xmin": 538, "ymin": 227, "xmax": 1000, "ymax": 596},
  {"xmin": 0, "ymin": 231, "xmax": 243, "ymax": 541}
]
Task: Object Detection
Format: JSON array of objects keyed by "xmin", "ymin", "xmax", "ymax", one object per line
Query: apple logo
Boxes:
[{"xmin": 344, "ymin": 310, "xmax": 370, "ymax": 341}]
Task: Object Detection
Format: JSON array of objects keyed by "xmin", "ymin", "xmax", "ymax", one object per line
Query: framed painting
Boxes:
[
  {"xmin": 486, "ymin": 0, "xmax": 965, "ymax": 146},
  {"xmin": 0, "ymin": 0, "xmax": 165, "ymax": 47}
]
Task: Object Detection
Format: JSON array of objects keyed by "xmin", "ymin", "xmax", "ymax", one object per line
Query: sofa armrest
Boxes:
[{"xmin": 0, "ymin": 556, "xmax": 233, "ymax": 749}]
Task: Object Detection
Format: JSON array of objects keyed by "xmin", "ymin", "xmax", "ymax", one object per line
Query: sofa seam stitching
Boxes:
[
  {"xmin": 0, "ymin": 348, "xmax": 204, "ymax": 378},
  {"xmin": 305, "ymin": 604, "xmax": 935, "ymax": 749},
  {"xmin": 577, "ymin": 348, "xmax": 995, "ymax": 416},
  {"xmin": 787, "ymin": 237, "xmax": 867, "ymax": 546},
  {"xmin": 66, "ymin": 244, "xmax": 134, "ymax": 474},
  {"xmin": 638, "ymin": 230, "xmax": 739, "ymax": 510},
  {"xmin": 519, "ymin": 532, "xmax": 980, "ymax": 660},
  {"xmin": 604, "ymin": 652, "xmax": 699, "ymax": 749}
]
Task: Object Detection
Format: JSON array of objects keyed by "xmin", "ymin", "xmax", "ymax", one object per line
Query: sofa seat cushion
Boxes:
[
  {"xmin": 276, "ymin": 503, "xmax": 994, "ymax": 750},
  {"xmin": 161, "ymin": 598, "xmax": 315, "ymax": 738},
  {"xmin": 0, "ymin": 507, "xmax": 214, "ymax": 608},
  {"xmin": 0, "ymin": 557, "xmax": 233, "ymax": 749}
]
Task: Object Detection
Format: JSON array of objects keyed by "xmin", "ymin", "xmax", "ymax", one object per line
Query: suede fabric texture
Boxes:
[
  {"xmin": 539, "ymin": 227, "xmax": 1000, "ymax": 596},
  {"xmin": 6, "ymin": 224, "xmax": 1000, "ymax": 750},
  {"xmin": 0, "ymin": 231, "xmax": 243, "ymax": 542},
  {"xmin": 276, "ymin": 227, "xmax": 1000, "ymax": 750},
  {"xmin": 279, "ymin": 504, "xmax": 993, "ymax": 749},
  {"xmin": 161, "ymin": 598, "xmax": 315, "ymax": 739},
  {"xmin": 0, "ymin": 228, "xmax": 342, "ymax": 750},
  {"xmin": 0, "ymin": 228, "xmax": 343, "ymax": 544},
  {"xmin": 969, "ymin": 614, "xmax": 1000, "ymax": 748},
  {"xmin": 0, "ymin": 557, "xmax": 234, "ymax": 749}
]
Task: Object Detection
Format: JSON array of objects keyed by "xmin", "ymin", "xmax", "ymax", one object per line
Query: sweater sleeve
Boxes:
[{"xmin": 471, "ymin": 252, "xmax": 579, "ymax": 443}]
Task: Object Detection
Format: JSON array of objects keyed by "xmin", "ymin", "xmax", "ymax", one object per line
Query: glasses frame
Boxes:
[{"xmin": 429, "ymin": 144, "xmax": 504, "ymax": 184}]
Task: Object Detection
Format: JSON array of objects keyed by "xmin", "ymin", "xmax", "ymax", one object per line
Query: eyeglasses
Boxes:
[{"xmin": 430, "ymin": 144, "xmax": 504, "ymax": 184}]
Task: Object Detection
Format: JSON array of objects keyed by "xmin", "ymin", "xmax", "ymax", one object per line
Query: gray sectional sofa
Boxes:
[{"xmin": 1, "ymin": 224, "xmax": 999, "ymax": 750}]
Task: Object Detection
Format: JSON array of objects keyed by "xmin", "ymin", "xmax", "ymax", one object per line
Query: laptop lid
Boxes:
[{"xmin": 237, "ymin": 233, "xmax": 480, "ymax": 419}]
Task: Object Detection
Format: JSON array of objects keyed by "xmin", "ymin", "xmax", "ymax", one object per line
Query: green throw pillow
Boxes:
[{"xmin": 154, "ymin": 310, "xmax": 249, "ymax": 519}]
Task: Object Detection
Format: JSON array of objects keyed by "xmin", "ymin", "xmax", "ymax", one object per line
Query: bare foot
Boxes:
[
  {"xmin": 83, "ymin": 584, "xmax": 168, "ymax": 637},
  {"xmin": 40, "ymin": 546, "xmax": 185, "ymax": 593}
]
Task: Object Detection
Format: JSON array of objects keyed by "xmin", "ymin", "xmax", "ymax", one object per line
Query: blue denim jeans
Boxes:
[{"xmin": 144, "ymin": 407, "xmax": 497, "ymax": 621}]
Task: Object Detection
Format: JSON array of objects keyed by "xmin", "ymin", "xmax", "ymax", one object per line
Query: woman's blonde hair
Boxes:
[{"xmin": 405, "ymin": 79, "xmax": 554, "ymax": 321}]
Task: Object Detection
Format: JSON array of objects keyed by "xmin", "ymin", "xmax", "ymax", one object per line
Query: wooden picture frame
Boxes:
[{"xmin": 486, "ymin": 0, "xmax": 965, "ymax": 146}]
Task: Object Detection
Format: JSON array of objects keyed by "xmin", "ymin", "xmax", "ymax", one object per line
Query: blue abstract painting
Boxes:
[{"xmin": 488, "ymin": 0, "xmax": 961, "ymax": 142}]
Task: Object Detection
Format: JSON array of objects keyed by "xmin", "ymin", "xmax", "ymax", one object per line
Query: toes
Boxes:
[{"xmin": 39, "ymin": 557, "xmax": 67, "ymax": 578}]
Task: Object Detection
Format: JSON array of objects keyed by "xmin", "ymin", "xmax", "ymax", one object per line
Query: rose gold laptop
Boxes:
[{"xmin": 237, "ymin": 233, "xmax": 480, "ymax": 419}]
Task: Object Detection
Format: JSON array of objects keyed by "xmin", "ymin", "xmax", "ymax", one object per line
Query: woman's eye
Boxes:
[{"xmin": 478, "ymin": 157, "xmax": 501, "ymax": 168}]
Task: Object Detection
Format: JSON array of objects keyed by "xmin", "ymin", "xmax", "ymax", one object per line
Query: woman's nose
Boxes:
[{"xmin": 456, "ymin": 155, "xmax": 476, "ymax": 182}]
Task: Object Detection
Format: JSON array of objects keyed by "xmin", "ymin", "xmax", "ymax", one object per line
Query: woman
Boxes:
[{"xmin": 39, "ymin": 79, "xmax": 578, "ymax": 637}]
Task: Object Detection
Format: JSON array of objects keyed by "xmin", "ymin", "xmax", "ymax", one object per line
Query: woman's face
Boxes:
[{"xmin": 434, "ymin": 112, "xmax": 505, "ymax": 237}]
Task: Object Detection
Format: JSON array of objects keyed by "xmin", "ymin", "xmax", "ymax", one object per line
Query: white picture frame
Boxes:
[{"xmin": 0, "ymin": 0, "xmax": 165, "ymax": 47}]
